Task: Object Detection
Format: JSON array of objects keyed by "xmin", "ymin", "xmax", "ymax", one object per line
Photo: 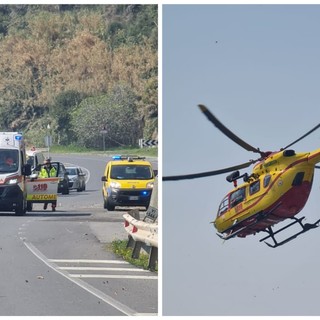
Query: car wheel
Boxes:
[
  {"xmin": 104, "ymin": 197, "xmax": 115, "ymax": 211},
  {"xmin": 27, "ymin": 201, "xmax": 33, "ymax": 212},
  {"xmin": 15, "ymin": 199, "xmax": 27, "ymax": 216},
  {"xmin": 62, "ymin": 183, "xmax": 69, "ymax": 195}
]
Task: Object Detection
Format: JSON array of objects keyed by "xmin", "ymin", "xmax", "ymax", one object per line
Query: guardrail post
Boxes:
[
  {"xmin": 126, "ymin": 209, "xmax": 140, "ymax": 250},
  {"xmin": 132, "ymin": 240, "xmax": 143, "ymax": 259},
  {"xmin": 126, "ymin": 235, "xmax": 135, "ymax": 248},
  {"xmin": 148, "ymin": 246, "xmax": 158, "ymax": 271}
]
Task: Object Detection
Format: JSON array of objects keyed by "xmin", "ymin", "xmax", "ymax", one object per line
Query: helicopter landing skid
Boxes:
[{"xmin": 259, "ymin": 216, "xmax": 320, "ymax": 248}]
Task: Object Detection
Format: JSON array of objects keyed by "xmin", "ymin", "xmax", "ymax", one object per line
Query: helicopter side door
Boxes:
[
  {"xmin": 217, "ymin": 186, "xmax": 247, "ymax": 218},
  {"xmin": 230, "ymin": 186, "xmax": 246, "ymax": 209}
]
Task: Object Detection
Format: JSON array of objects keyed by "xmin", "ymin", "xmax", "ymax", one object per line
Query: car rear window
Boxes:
[{"xmin": 67, "ymin": 168, "xmax": 77, "ymax": 175}]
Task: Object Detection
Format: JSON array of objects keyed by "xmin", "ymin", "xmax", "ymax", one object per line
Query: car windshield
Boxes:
[
  {"xmin": 67, "ymin": 168, "xmax": 77, "ymax": 175},
  {"xmin": 110, "ymin": 165, "xmax": 153, "ymax": 180},
  {"xmin": 0, "ymin": 149, "xmax": 19, "ymax": 173}
]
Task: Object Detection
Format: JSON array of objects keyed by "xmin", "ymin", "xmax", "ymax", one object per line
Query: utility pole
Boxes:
[
  {"xmin": 100, "ymin": 125, "xmax": 107, "ymax": 151},
  {"xmin": 45, "ymin": 124, "xmax": 52, "ymax": 159}
]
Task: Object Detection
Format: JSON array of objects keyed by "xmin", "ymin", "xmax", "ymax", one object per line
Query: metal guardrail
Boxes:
[
  {"xmin": 123, "ymin": 207, "xmax": 158, "ymax": 271},
  {"xmin": 123, "ymin": 177, "xmax": 158, "ymax": 271}
]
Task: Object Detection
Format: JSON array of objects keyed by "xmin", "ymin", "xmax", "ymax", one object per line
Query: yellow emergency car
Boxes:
[{"xmin": 101, "ymin": 155, "xmax": 156, "ymax": 211}]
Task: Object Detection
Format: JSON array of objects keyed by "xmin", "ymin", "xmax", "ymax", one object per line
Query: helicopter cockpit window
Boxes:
[
  {"xmin": 218, "ymin": 195, "xmax": 229, "ymax": 216},
  {"xmin": 249, "ymin": 180, "xmax": 260, "ymax": 195},
  {"xmin": 263, "ymin": 174, "xmax": 271, "ymax": 188},
  {"xmin": 230, "ymin": 187, "xmax": 246, "ymax": 208}
]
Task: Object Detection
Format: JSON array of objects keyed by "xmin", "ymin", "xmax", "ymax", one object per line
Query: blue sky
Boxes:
[{"xmin": 163, "ymin": 4, "xmax": 320, "ymax": 316}]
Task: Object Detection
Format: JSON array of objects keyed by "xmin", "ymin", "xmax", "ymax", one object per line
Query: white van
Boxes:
[
  {"xmin": 26, "ymin": 147, "xmax": 45, "ymax": 171},
  {"xmin": 0, "ymin": 132, "xmax": 32, "ymax": 215}
]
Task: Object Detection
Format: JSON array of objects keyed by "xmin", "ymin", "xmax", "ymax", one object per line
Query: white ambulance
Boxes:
[
  {"xmin": 26, "ymin": 147, "xmax": 45, "ymax": 171},
  {"xmin": 0, "ymin": 132, "xmax": 32, "ymax": 215}
]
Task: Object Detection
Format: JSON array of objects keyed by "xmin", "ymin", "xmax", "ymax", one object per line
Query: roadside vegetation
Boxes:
[
  {"xmin": 49, "ymin": 145, "xmax": 158, "ymax": 157},
  {"xmin": 0, "ymin": 5, "xmax": 158, "ymax": 149},
  {"xmin": 110, "ymin": 239, "xmax": 157, "ymax": 271}
]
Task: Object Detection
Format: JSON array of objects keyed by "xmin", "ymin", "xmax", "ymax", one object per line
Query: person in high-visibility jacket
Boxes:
[
  {"xmin": 39, "ymin": 158, "xmax": 57, "ymax": 178},
  {"xmin": 39, "ymin": 158, "xmax": 57, "ymax": 211}
]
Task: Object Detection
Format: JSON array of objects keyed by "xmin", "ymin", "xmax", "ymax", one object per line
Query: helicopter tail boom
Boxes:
[{"xmin": 308, "ymin": 148, "xmax": 320, "ymax": 166}]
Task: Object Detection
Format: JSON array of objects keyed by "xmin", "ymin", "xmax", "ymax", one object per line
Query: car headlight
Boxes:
[
  {"xmin": 4, "ymin": 175, "xmax": 20, "ymax": 185},
  {"xmin": 110, "ymin": 181, "xmax": 121, "ymax": 188},
  {"xmin": 146, "ymin": 182, "xmax": 154, "ymax": 188},
  {"xmin": 7, "ymin": 178, "xmax": 18, "ymax": 185}
]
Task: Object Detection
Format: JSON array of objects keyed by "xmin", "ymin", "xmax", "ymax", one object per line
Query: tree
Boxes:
[
  {"xmin": 0, "ymin": 5, "xmax": 158, "ymax": 142},
  {"xmin": 51, "ymin": 90, "xmax": 84, "ymax": 145},
  {"xmin": 71, "ymin": 85, "xmax": 141, "ymax": 149}
]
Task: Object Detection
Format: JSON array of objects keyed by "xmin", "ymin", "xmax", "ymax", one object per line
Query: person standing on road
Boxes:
[
  {"xmin": 39, "ymin": 158, "xmax": 57, "ymax": 211},
  {"xmin": 39, "ymin": 158, "xmax": 57, "ymax": 178}
]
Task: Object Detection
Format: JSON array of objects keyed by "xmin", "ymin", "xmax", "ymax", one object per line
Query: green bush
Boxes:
[{"xmin": 111, "ymin": 239, "xmax": 157, "ymax": 271}]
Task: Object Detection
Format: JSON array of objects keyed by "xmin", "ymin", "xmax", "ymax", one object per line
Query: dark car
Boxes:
[
  {"xmin": 65, "ymin": 166, "xmax": 86, "ymax": 192},
  {"xmin": 56, "ymin": 162, "xmax": 70, "ymax": 194}
]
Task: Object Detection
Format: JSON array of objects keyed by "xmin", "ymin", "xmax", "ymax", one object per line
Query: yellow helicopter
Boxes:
[{"xmin": 163, "ymin": 105, "xmax": 320, "ymax": 248}]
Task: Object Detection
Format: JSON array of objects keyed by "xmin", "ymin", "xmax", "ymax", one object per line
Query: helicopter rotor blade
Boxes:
[
  {"xmin": 282, "ymin": 123, "xmax": 320, "ymax": 150},
  {"xmin": 198, "ymin": 104, "xmax": 263, "ymax": 156},
  {"xmin": 163, "ymin": 160, "xmax": 255, "ymax": 181}
]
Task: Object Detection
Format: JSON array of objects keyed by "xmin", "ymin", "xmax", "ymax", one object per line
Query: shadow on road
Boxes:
[
  {"xmin": 61, "ymin": 189, "xmax": 98, "ymax": 196},
  {"xmin": 0, "ymin": 212, "xmax": 92, "ymax": 218}
]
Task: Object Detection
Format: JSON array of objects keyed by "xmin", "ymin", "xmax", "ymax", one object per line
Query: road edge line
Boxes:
[{"xmin": 23, "ymin": 241, "xmax": 138, "ymax": 316}]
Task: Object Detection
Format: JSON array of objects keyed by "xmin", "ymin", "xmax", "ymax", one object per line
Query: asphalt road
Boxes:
[{"xmin": 0, "ymin": 153, "xmax": 158, "ymax": 316}]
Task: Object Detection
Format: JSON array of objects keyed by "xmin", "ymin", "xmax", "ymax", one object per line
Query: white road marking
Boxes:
[
  {"xmin": 53, "ymin": 259, "xmax": 158, "ymax": 279},
  {"xmin": 24, "ymin": 242, "xmax": 139, "ymax": 316},
  {"xmin": 70, "ymin": 274, "xmax": 158, "ymax": 280},
  {"xmin": 50, "ymin": 259, "xmax": 130, "ymax": 264},
  {"xmin": 59, "ymin": 266, "xmax": 146, "ymax": 272}
]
